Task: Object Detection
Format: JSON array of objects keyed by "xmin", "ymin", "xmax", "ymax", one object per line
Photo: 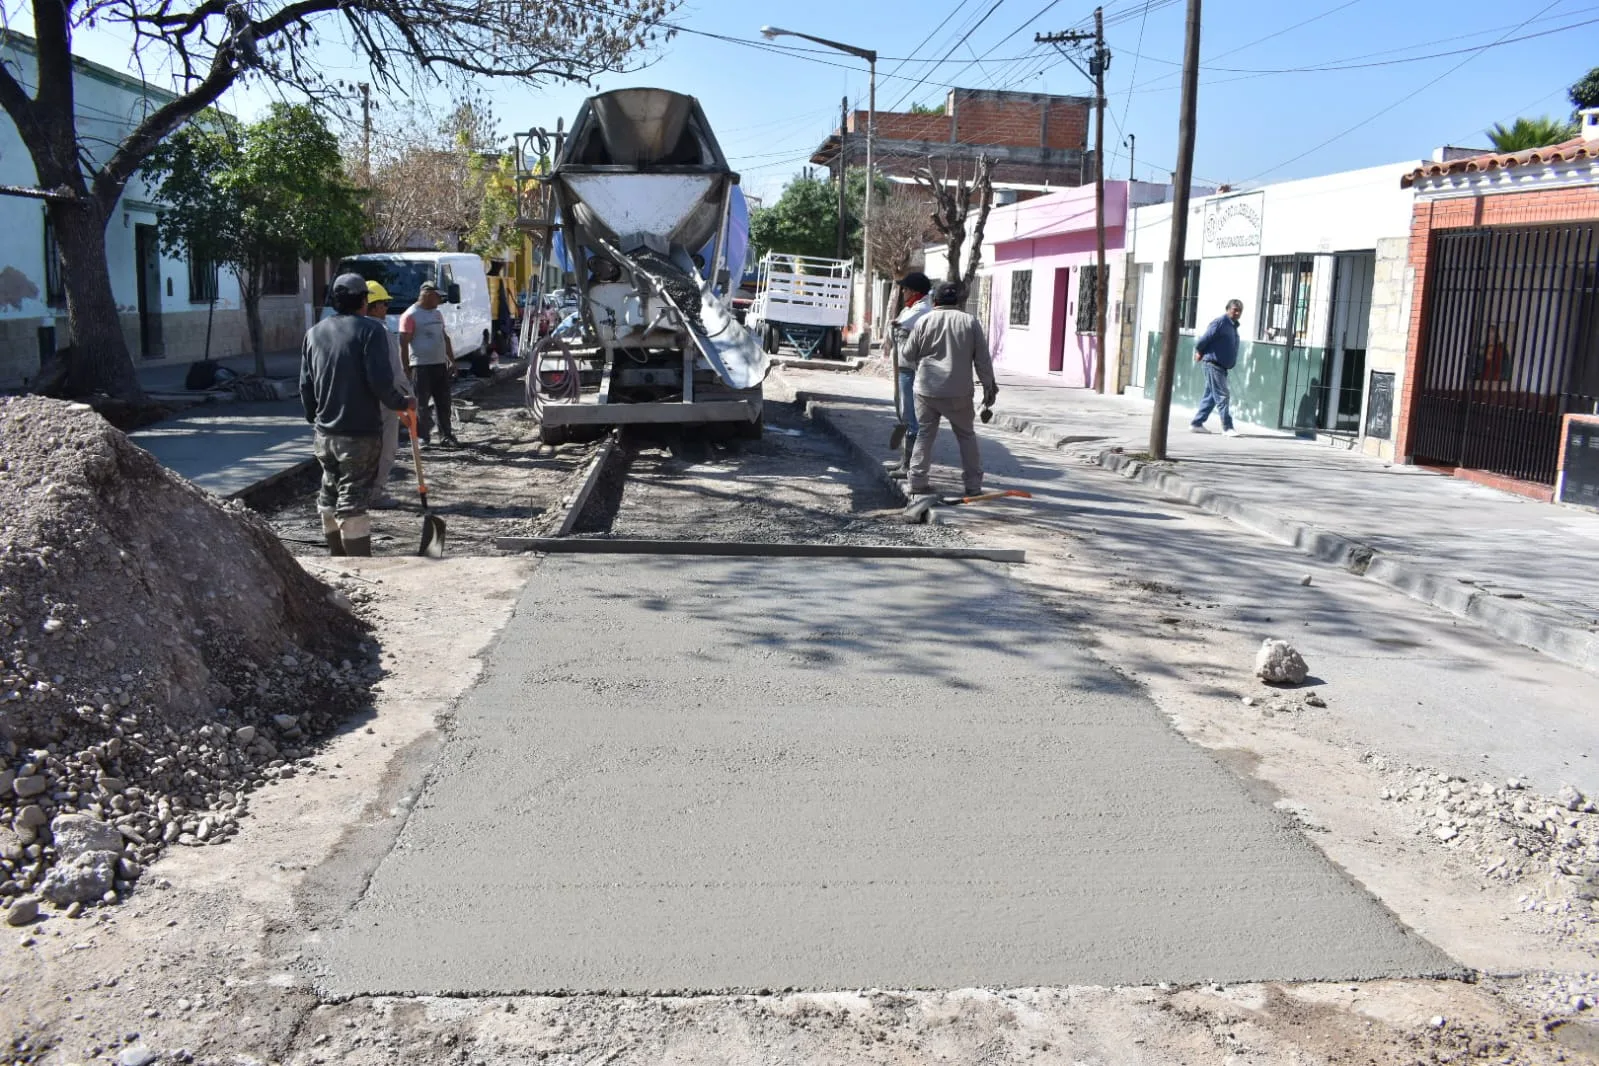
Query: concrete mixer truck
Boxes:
[{"xmin": 516, "ymin": 89, "xmax": 769, "ymax": 444}]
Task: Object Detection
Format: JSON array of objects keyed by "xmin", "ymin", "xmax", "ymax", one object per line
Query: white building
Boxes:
[
  {"xmin": 1125, "ymin": 161, "xmax": 1420, "ymax": 453},
  {"xmin": 0, "ymin": 33, "xmax": 312, "ymax": 389}
]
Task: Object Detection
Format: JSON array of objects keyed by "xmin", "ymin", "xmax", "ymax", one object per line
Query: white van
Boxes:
[{"xmin": 327, "ymin": 252, "xmax": 495, "ymax": 374}]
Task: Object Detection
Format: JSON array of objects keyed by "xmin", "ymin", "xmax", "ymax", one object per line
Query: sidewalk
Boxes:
[
  {"xmin": 130, "ymin": 359, "xmax": 527, "ymax": 500},
  {"xmin": 135, "ymin": 351, "xmax": 301, "ymax": 396},
  {"xmin": 780, "ymin": 366, "xmax": 1599, "ymax": 675}
]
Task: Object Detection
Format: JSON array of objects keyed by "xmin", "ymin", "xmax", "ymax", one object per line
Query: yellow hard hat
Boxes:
[{"xmin": 365, "ymin": 279, "xmax": 392, "ymax": 303}]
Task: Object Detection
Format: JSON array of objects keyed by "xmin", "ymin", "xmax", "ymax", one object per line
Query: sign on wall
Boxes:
[
  {"xmin": 1202, "ymin": 191, "xmax": 1265, "ymax": 258},
  {"xmin": 1365, "ymin": 370, "xmax": 1394, "ymax": 440}
]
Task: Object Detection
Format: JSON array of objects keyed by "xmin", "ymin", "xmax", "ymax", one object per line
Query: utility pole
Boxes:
[
  {"xmin": 1149, "ymin": 0, "xmax": 1202, "ymax": 461},
  {"xmin": 359, "ymin": 82, "xmax": 373, "ymax": 184},
  {"xmin": 1037, "ymin": 18, "xmax": 1111, "ymax": 392},
  {"xmin": 837, "ymin": 96, "xmax": 848, "ymax": 261},
  {"xmin": 1125, "ymin": 133, "xmax": 1135, "ymax": 183}
]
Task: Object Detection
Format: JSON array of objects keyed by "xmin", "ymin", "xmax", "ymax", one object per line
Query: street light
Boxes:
[{"xmin": 761, "ymin": 25, "xmax": 878, "ymax": 344}]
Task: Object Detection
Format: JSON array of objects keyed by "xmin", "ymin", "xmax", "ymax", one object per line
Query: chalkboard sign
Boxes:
[
  {"xmin": 1559, "ymin": 418, "xmax": 1599, "ymax": 510},
  {"xmin": 1365, "ymin": 371, "xmax": 1394, "ymax": 440}
]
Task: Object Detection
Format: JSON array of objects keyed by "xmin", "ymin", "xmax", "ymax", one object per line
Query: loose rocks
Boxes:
[
  {"xmin": 0, "ymin": 397, "xmax": 375, "ymax": 909},
  {"xmin": 1254, "ymin": 639, "xmax": 1309, "ymax": 685},
  {"xmin": 4, "ymin": 896, "xmax": 36, "ymax": 925}
]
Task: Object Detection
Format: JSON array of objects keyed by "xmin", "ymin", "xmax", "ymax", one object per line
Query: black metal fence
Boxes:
[{"xmin": 1412, "ymin": 222, "xmax": 1599, "ymax": 485}]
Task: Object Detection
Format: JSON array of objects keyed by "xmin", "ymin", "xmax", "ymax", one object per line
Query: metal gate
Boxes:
[{"xmin": 1412, "ymin": 223, "xmax": 1599, "ymax": 485}]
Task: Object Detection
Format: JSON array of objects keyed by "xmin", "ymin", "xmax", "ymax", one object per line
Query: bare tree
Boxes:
[
  {"xmin": 356, "ymin": 97, "xmax": 508, "ymax": 253},
  {"xmin": 867, "ymin": 192, "xmax": 936, "ymax": 290},
  {"xmin": 912, "ymin": 154, "xmax": 995, "ymax": 298},
  {"xmin": 2, "ymin": 0, "xmax": 673, "ymax": 399}
]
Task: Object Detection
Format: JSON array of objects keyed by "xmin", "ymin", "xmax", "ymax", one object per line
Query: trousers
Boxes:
[
  {"xmin": 1192, "ymin": 362, "xmax": 1233, "ymax": 430},
  {"xmin": 909, "ymin": 392, "xmax": 983, "ymax": 497}
]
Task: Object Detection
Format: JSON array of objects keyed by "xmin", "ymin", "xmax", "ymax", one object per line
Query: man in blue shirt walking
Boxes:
[{"xmin": 1191, "ymin": 298, "xmax": 1244, "ymax": 436}]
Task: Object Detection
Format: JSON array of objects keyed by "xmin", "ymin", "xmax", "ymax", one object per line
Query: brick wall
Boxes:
[
  {"xmin": 1396, "ymin": 182, "xmax": 1599, "ymax": 462},
  {"xmin": 845, "ymin": 90, "xmax": 1089, "ymax": 153}
]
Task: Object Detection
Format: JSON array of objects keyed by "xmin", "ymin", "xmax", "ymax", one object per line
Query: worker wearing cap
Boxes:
[
  {"xmin": 363, "ymin": 280, "xmax": 413, "ymax": 507},
  {"xmin": 300, "ymin": 273, "xmax": 414, "ymax": 556},
  {"xmin": 400, "ymin": 280, "xmax": 458, "ymax": 447},
  {"xmin": 901, "ymin": 280, "xmax": 998, "ymax": 498},
  {"xmin": 887, "ymin": 271, "xmax": 935, "ymax": 478}
]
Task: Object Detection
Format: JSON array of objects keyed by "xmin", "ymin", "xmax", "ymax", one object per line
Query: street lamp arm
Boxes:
[{"xmin": 759, "ymin": 25, "xmax": 875, "ymax": 63}]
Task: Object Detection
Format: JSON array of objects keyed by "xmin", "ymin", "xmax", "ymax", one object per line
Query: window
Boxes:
[
  {"xmin": 1178, "ymin": 261, "xmax": 1200, "ymax": 330},
  {"xmin": 42, "ymin": 216, "xmax": 65, "ymax": 308},
  {"xmin": 1075, "ymin": 264, "xmax": 1099, "ymax": 334},
  {"xmin": 1258, "ymin": 255, "xmax": 1314, "ymax": 343},
  {"xmin": 261, "ymin": 254, "xmax": 299, "ymax": 297},
  {"xmin": 188, "ymin": 253, "xmax": 218, "ymax": 303},
  {"xmin": 438, "ymin": 262, "xmax": 456, "ymax": 300},
  {"xmin": 1008, "ymin": 269, "xmax": 1032, "ymax": 326}
]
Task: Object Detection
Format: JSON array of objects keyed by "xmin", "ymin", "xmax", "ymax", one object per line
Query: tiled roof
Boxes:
[{"xmin": 1401, "ymin": 137, "xmax": 1597, "ymax": 187}]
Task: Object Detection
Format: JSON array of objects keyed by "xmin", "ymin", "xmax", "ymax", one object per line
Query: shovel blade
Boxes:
[
  {"xmin": 419, "ymin": 513, "xmax": 447, "ymax": 559},
  {"xmin": 889, "ymin": 422, "xmax": 907, "ymax": 450}
]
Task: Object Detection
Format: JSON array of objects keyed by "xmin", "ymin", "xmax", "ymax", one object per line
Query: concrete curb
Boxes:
[{"xmin": 985, "ymin": 412, "xmax": 1597, "ymax": 674}]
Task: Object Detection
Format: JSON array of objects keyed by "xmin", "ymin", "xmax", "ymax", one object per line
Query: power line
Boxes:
[{"xmin": 1239, "ymin": 0, "xmax": 1568, "ymax": 184}]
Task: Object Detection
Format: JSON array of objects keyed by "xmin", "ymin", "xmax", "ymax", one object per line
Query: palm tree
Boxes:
[{"xmin": 1486, "ymin": 116, "xmax": 1580, "ymax": 152}]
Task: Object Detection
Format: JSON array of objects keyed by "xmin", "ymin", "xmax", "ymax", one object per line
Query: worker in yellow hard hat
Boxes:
[{"xmin": 365, "ymin": 279, "xmax": 411, "ymax": 507}]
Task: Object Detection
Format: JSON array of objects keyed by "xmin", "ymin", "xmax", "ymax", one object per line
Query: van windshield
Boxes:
[{"xmin": 335, "ymin": 258, "xmax": 436, "ymax": 313}]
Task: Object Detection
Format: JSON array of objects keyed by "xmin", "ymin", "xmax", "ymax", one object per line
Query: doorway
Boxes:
[
  {"xmin": 134, "ymin": 224, "xmax": 163, "ymax": 359},
  {"xmin": 1048, "ymin": 267, "xmax": 1069, "ymax": 373},
  {"xmin": 1324, "ymin": 251, "xmax": 1374, "ymax": 433},
  {"xmin": 1129, "ymin": 264, "xmax": 1154, "ymax": 389}
]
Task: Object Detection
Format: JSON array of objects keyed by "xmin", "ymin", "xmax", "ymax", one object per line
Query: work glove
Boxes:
[{"xmin": 982, "ymin": 384, "xmax": 999, "ymax": 408}]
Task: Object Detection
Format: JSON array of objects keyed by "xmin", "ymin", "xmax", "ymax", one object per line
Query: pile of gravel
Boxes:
[
  {"xmin": 0, "ymin": 397, "xmax": 374, "ymax": 916},
  {"xmin": 1364, "ymin": 754, "xmax": 1599, "ymax": 918}
]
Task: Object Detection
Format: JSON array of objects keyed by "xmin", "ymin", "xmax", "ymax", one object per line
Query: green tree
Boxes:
[
  {"xmin": 147, "ymin": 104, "xmax": 366, "ymax": 375},
  {"xmin": 749, "ymin": 167, "xmax": 894, "ymax": 266},
  {"xmin": 1, "ymin": 0, "xmax": 671, "ymax": 401},
  {"xmin": 1571, "ymin": 67, "xmax": 1599, "ymax": 112},
  {"xmin": 1485, "ymin": 116, "xmax": 1579, "ymax": 152},
  {"xmin": 749, "ymin": 174, "xmax": 840, "ymax": 262}
]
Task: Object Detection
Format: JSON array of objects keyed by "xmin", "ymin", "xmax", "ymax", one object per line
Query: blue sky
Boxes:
[{"xmin": 57, "ymin": 0, "xmax": 1598, "ymax": 204}]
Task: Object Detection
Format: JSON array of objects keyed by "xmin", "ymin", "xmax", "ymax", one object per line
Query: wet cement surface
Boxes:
[{"xmin": 314, "ymin": 555, "xmax": 1454, "ymax": 995}]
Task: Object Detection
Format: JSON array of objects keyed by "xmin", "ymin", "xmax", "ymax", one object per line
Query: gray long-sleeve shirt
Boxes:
[
  {"xmin": 300, "ymin": 312, "xmax": 409, "ymax": 437},
  {"xmin": 903, "ymin": 306, "xmax": 997, "ymax": 398}
]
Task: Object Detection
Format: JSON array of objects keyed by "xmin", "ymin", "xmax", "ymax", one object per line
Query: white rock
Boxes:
[
  {"xmin": 40, "ymin": 851, "xmax": 117, "ymax": 905},
  {"xmin": 50, "ymin": 814, "xmax": 123, "ymax": 860},
  {"xmin": 1435, "ymin": 826, "xmax": 1459, "ymax": 842},
  {"xmin": 1559, "ymin": 785, "xmax": 1586, "ymax": 811},
  {"xmin": 117, "ymin": 1046, "xmax": 160, "ymax": 1066},
  {"xmin": 272, "ymin": 714, "xmax": 298, "ymax": 731},
  {"xmin": 1299, "ymin": 574, "xmax": 1313, "ymax": 586},
  {"xmin": 1429, "ymin": 1015, "xmax": 1446, "ymax": 1029},
  {"xmin": 4, "ymin": 897, "xmax": 38, "ymax": 926},
  {"xmin": 234, "ymin": 726, "xmax": 257, "ymax": 745},
  {"xmin": 1254, "ymin": 639, "xmax": 1309, "ymax": 685}
]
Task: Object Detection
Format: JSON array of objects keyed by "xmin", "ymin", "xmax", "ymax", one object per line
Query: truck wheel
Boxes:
[
  {"xmin": 540, "ymin": 423, "xmax": 571, "ymax": 446},
  {"xmin": 763, "ymin": 324, "xmax": 778, "ymax": 355},
  {"xmin": 736, "ymin": 412, "xmax": 764, "ymax": 441},
  {"xmin": 824, "ymin": 328, "xmax": 842, "ymax": 360}
]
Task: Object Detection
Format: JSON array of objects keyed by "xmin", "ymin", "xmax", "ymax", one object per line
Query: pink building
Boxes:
[{"xmin": 984, "ymin": 181, "xmax": 1167, "ymax": 387}]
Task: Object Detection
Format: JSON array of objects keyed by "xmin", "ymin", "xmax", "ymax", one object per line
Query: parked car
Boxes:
[{"xmin": 327, "ymin": 252, "xmax": 495, "ymax": 375}]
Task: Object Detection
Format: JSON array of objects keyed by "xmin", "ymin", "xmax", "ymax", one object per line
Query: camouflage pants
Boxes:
[{"xmin": 314, "ymin": 431, "xmax": 382, "ymax": 521}]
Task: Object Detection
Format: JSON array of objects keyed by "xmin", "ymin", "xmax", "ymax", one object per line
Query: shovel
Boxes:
[
  {"xmin": 902, "ymin": 488, "xmax": 1032, "ymax": 524},
  {"xmin": 400, "ymin": 406, "xmax": 447, "ymax": 558}
]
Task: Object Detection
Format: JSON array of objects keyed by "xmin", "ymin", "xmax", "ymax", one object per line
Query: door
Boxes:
[
  {"xmin": 134, "ymin": 224, "xmax": 163, "ymax": 359},
  {"xmin": 1129, "ymin": 264, "xmax": 1154, "ymax": 389},
  {"xmin": 1048, "ymin": 267, "xmax": 1069, "ymax": 373},
  {"xmin": 1325, "ymin": 251, "xmax": 1374, "ymax": 433}
]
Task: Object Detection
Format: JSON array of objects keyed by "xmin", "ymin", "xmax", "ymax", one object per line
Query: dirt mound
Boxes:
[{"xmin": 0, "ymin": 396, "xmax": 373, "ymax": 911}]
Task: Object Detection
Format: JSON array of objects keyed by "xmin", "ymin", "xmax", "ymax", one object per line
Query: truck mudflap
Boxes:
[{"xmin": 681, "ymin": 286, "xmax": 768, "ymax": 390}]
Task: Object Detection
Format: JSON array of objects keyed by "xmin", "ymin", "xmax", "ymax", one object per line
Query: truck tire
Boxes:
[{"xmin": 736, "ymin": 411, "xmax": 764, "ymax": 441}]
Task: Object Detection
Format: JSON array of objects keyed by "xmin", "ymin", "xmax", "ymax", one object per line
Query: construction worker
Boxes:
[
  {"xmin": 902, "ymin": 280, "xmax": 998, "ymax": 498},
  {"xmin": 400, "ymin": 280, "xmax": 458, "ymax": 447},
  {"xmin": 887, "ymin": 271, "xmax": 935, "ymax": 478},
  {"xmin": 364, "ymin": 279, "xmax": 412, "ymax": 507},
  {"xmin": 300, "ymin": 273, "xmax": 413, "ymax": 556}
]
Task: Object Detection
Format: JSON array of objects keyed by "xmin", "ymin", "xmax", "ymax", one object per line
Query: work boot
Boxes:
[
  {"xmin": 342, "ymin": 536, "xmax": 372, "ymax": 557},
  {"xmin": 324, "ymin": 532, "xmax": 346, "ymax": 556},
  {"xmin": 888, "ymin": 432, "xmax": 916, "ymax": 479}
]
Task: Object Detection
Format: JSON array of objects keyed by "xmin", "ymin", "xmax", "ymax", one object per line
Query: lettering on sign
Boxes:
[{"xmin": 1202, "ymin": 191, "xmax": 1265, "ymax": 258}]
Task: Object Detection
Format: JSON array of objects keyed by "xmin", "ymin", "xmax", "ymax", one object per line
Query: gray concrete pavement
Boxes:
[
  {"xmin": 129, "ymin": 401, "xmax": 314, "ymax": 499},
  {"xmin": 316, "ymin": 554, "xmax": 1451, "ymax": 996},
  {"xmin": 794, "ymin": 377, "xmax": 1599, "ymax": 800},
  {"xmin": 785, "ymin": 367, "xmax": 1599, "ymax": 673}
]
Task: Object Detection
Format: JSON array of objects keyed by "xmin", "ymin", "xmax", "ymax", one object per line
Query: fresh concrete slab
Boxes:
[
  {"xmin": 129, "ymin": 402, "xmax": 313, "ymax": 499},
  {"xmin": 314, "ymin": 555, "xmax": 1452, "ymax": 996}
]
